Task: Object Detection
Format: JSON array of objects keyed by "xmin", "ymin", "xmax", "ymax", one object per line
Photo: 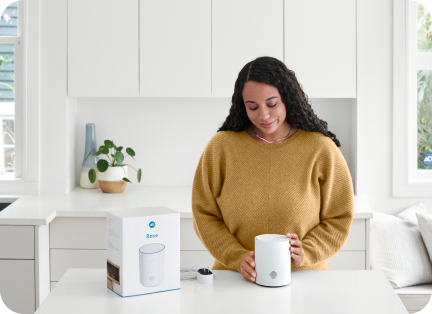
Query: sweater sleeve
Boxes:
[
  {"xmin": 192, "ymin": 135, "xmax": 250, "ymax": 273},
  {"xmin": 299, "ymin": 142, "xmax": 354, "ymax": 267}
]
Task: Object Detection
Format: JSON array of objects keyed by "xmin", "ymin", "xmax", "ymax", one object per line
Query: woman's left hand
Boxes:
[{"xmin": 287, "ymin": 233, "xmax": 303, "ymax": 266}]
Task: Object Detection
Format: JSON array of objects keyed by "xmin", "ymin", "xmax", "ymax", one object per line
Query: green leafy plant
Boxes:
[
  {"xmin": 417, "ymin": 4, "xmax": 432, "ymax": 169},
  {"xmin": 84, "ymin": 139, "xmax": 142, "ymax": 184},
  {"xmin": 0, "ymin": 54, "xmax": 13, "ymax": 92}
]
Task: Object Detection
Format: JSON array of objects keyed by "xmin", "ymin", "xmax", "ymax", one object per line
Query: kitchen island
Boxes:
[
  {"xmin": 0, "ymin": 185, "xmax": 372, "ymax": 314},
  {"xmin": 36, "ymin": 268, "xmax": 406, "ymax": 314}
]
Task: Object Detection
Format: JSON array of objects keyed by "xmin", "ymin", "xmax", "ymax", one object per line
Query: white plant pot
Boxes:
[{"xmin": 98, "ymin": 166, "xmax": 128, "ymax": 193}]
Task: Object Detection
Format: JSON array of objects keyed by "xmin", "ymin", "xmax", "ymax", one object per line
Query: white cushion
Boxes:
[
  {"xmin": 370, "ymin": 205, "xmax": 432, "ymax": 289},
  {"xmin": 396, "ymin": 201, "xmax": 427, "ymax": 228},
  {"xmin": 416, "ymin": 211, "xmax": 432, "ymax": 264}
]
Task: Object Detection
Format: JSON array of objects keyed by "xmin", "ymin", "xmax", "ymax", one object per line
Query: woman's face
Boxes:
[{"xmin": 242, "ymin": 81, "xmax": 289, "ymax": 136}]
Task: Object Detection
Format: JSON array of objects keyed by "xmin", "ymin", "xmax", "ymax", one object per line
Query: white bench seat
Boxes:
[{"xmin": 394, "ymin": 284, "xmax": 432, "ymax": 314}]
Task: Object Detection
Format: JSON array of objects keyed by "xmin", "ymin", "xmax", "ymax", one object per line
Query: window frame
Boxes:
[
  {"xmin": 393, "ymin": 0, "xmax": 432, "ymax": 196},
  {"xmin": 0, "ymin": 0, "xmax": 23, "ymax": 179},
  {"xmin": 0, "ymin": 0, "xmax": 38, "ymax": 194},
  {"xmin": 0, "ymin": 112, "xmax": 15, "ymax": 176}
]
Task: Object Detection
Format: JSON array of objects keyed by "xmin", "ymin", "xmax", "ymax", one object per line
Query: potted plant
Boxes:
[{"xmin": 84, "ymin": 140, "xmax": 142, "ymax": 193}]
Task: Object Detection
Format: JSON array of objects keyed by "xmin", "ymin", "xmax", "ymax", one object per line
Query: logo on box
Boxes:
[{"xmin": 149, "ymin": 221, "xmax": 155, "ymax": 228}]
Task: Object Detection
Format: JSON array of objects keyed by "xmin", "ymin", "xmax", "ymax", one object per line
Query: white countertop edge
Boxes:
[
  {"xmin": 0, "ymin": 211, "xmax": 194, "ymax": 226},
  {"xmin": 0, "ymin": 218, "xmax": 48, "ymax": 226},
  {"xmin": 0, "ymin": 211, "xmax": 367, "ymax": 226},
  {"xmin": 0, "ymin": 186, "xmax": 372, "ymax": 226},
  {"xmin": 0, "ymin": 195, "xmax": 20, "ymax": 203},
  {"xmin": 54, "ymin": 211, "xmax": 194, "ymax": 221}
]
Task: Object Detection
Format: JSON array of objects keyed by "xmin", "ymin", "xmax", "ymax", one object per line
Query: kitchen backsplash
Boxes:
[{"xmin": 75, "ymin": 97, "xmax": 356, "ymax": 187}]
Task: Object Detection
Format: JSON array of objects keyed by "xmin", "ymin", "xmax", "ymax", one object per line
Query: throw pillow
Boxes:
[
  {"xmin": 370, "ymin": 209, "xmax": 432, "ymax": 288},
  {"xmin": 416, "ymin": 211, "xmax": 432, "ymax": 264},
  {"xmin": 396, "ymin": 201, "xmax": 427, "ymax": 228}
]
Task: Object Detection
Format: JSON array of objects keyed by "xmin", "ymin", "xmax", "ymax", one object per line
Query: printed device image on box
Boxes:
[{"xmin": 106, "ymin": 206, "xmax": 180, "ymax": 297}]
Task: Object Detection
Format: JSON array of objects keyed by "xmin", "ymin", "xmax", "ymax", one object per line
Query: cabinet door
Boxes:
[
  {"xmin": 68, "ymin": 0, "xmax": 139, "ymax": 97},
  {"xmin": 50, "ymin": 249, "xmax": 107, "ymax": 281},
  {"xmin": 180, "ymin": 251, "xmax": 214, "ymax": 268},
  {"xmin": 212, "ymin": 0, "xmax": 284, "ymax": 97},
  {"xmin": 284, "ymin": 0, "xmax": 356, "ymax": 98},
  {"xmin": 0, "ymin": 260, "xmax": 35, "ymax": 314},
  {"xmin": 140, "ymin": 0, "xmax": 211, "ymax": 97},
  {"xmin": 50, "ymin": 217, "xmax": 107, "ymax": 249},
  {"xmin": 327, "ymin": 251, "xmax": 365, "ymax": 270},
  {"xmin": 0, "ymin": 225, "xmax": 34, "ymax": 259}
]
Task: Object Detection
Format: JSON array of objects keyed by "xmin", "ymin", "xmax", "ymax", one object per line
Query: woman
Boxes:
[{"xmin": 191, "ymin": 56, "xmax": 354, "ymax": 283}]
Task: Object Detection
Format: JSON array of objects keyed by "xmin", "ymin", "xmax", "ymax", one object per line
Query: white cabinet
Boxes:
[
  {"xmin": 284, "ymin": 0, "xmax": 356, "ymax": 98},
  {"xmin": 181, "ymin": 218, "xmax": 369, "ymax": 271},
  {"xmin": 180, "ymin": 251, "xmax": 214, "ymax": 268},
  {"xmin": 140, "ymin": 0, "xmax": 211, "ymax": 97},
  {"xmin": 49, "ymin": 217, "xmax": 107, "ymax": 286},
  {"xmin": 0, "ymin": 225, "xmax": 34, "ymax": 259},
  {"xmin": 327, "ymin": 251, "xmax": 366, "ymax": 270},
  {"xmin": 0, "ymin": 259, "xmax": 35, "ymax": 314},
  {"xmin": 50, "ymin": 249, "xmax": 107, "ymax": 281},
  {"xmin": 211, "ymin": 0, "xmax": 284, "ymax": 97},
  {"xmin": 68, "ymin": 0, "xmax": 355, "ymax": 98},
  {"xmin": 0, "ymin": 226, "xmax": 36, "ymax": 314},
  {"xmin": 47, "ymin": 216, "xmax": 369, "ymax": 288},
  {"xmin": 50, "ymin": 217, "xmax": 106, "ymax": 249},
  {"xmin": 68, "ymin": 0, "xmax": 139, "ymax": 97}
]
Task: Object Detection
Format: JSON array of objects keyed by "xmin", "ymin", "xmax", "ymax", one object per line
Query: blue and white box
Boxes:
[{"xmin": 106, "ymin": 206, "xmax": 180, "ymax": 297}]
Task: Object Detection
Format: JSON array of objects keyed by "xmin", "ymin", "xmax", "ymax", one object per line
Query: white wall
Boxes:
[
  {"xmin": 38, "ymin": 0, "xmax": 77, "ymax": 193},
  {"xmin": 74, "ymin": 98, "xmax": 356, "ymax": 186},
  {"xmin": 356, "ymin": 0, "xmax": 426, "ymax": 215}
]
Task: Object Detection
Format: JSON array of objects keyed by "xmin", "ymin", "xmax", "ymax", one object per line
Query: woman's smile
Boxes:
[{"xmin": 259, "ymin": 120, "xmax": 277, "ymax": 128}]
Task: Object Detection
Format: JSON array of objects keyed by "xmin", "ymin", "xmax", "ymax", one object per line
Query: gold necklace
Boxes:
[{"xmin": 252, "ymin": 124, "xmax": 292, "ymax": 144}]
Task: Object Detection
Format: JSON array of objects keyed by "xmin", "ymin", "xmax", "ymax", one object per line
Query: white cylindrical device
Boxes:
[
  {"xmin": 255, "ymin": 234, "xmax": 291, "ymax": 287},
  {"xmin": 139, "ymin": 243, "xmax": 165, "ymax": 287}
]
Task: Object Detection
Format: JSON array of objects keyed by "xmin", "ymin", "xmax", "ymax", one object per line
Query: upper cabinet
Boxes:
[
  {"xmin": 140, "ymin": 0, "xmax": 211, "ymax": 97},
  {"xmin": 212, "ymin": 0, "xmax": 283, "ymax": 97},
  {"xmin": 68, "ymin": 0, "xmax": 356, "ymax": 98},
  {"xmin": 68, "ymin": 0, "xmax": 139, "ymax": 97},
  {"xmin": 284, "ymin": 0, "xmax": 356, "ymax": 98}
]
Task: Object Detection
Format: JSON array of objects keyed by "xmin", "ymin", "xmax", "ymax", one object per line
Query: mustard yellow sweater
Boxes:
[{"xmin": 191, "ymin": 128, "xmax": 354, "ymax": 272}]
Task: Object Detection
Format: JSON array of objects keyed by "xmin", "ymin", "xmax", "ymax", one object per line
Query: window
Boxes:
[
  {"xmin": 0, "ymin": 2, "xmax": 17, "ymax": 177},
  {"xmin": 416, "ymin": 1, "xmax": 432, "ymax": 172},
  {"xmin": 393, "ymin": 0, "xmax": 432, "ymax": 196},
  {"xmin": 0, "ymin": 0, "xmax": 39, "ymax": 194}
]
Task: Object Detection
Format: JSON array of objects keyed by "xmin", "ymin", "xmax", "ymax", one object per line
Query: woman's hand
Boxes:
[
  {"xmin": 240, "ymin": 251, "xmax": 256, "ymax": 282},
  {"xmin": 287, "ymin": 233, "xmax": 304, "ymax": 266}
]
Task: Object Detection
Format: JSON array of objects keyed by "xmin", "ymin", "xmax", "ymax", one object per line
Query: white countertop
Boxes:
[
  {"xmin": 35, "ymin": 268, "xmax": 405, "ymax": 314},
  {"xmin": 0, "ymin": 185, "xmax": 373, "ymax": 225}
]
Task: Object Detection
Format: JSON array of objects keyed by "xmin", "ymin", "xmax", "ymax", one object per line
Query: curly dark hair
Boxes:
[{"xmin": 217, "ymin": 56, "xmax": 341, "ymax": 147}]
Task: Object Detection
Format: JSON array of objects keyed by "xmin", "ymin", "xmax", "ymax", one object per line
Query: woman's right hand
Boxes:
[{"xmin": 240, "ymin": 251, "xmax": 256, "ymax": 282}]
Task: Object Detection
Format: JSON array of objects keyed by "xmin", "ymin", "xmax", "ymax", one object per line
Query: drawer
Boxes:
[
  {"xmin": 50, "ymin": 249, "xmax": 107, "ymax": 281},
  {"xmin": 0, "ymin": 260, "xmax": 35, "ymax": 314},
  {"xmin": 180, "ymin": 251, "xmax": 214, "ymax": 268},
  {"xmin": 327, "ymin": 251, "xmax": 365, "ymax": 270},
  {"xmin": 180, "ymin": 219, "xmax": 206, "ymax": 250},
  {"xmin": 50, "ymin": 217, "xmax": 106, "ymax": 249},
  {"xmin": 0, "ymin": 225, "xmax": 34, "ymax": 259},
  {"xmin": 340, "ymin": 219, "xmax": 365, "ymax": 251}
]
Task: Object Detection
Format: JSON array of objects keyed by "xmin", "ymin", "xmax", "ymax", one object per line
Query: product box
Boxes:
[{"xmin": 106, "ymin": 206, "xmax": 180, "ymax": 297}]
